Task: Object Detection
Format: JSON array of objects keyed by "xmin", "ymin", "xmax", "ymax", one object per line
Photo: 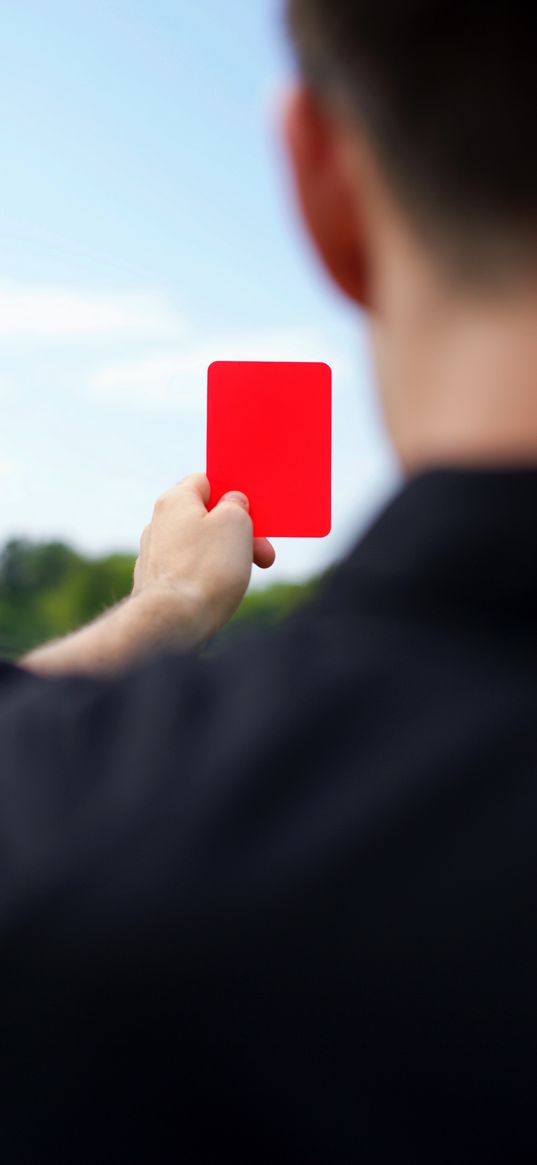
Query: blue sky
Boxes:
[{"xmin": 0, "ymin": 0, "xmax": 399, "ymax": 585}]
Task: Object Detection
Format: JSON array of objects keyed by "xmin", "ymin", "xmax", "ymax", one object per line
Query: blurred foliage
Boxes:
[{"xmin": 0, "ymin": 537, "xmax": 325, "ymax": 663}]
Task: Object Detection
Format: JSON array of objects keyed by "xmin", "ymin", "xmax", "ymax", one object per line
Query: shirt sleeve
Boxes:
[{"xmin": 0, "ymin": 617, "xmax": 344, "ymax": 1163}]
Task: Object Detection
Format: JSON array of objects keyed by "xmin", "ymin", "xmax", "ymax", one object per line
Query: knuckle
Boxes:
[{"xmin": 153, "ymin": 493, "xmax": 169, "ymax": 515}]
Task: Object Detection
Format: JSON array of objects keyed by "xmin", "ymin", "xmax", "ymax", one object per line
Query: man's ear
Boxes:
[{"xmin": 281, "ymin": 84, "xmax": 370, "ymax": 307}]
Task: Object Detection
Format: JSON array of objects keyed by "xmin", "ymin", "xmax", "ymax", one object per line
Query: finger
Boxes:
[
  {"xmin": 179, "ymin": 473, "xmax": 211, "ymax": 508},
  {"xmin": 253, "ymin": 537, "xmax": 276, "ymax": 569},
  {"xmin": 209, "ymin": 491, "xmax": 253, "ymax": 541},
  {"xmin": 217, "ymin": 490, "xmax": 249, "ymax": 511},
  {"xmin": 154, "ymin": 474, "xmax": 211, "ymax": 516}
]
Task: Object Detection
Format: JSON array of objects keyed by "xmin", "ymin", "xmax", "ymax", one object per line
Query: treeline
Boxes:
[{"xmin": 0, "ymin": 537, "xmax": 324, "ymax": 663}]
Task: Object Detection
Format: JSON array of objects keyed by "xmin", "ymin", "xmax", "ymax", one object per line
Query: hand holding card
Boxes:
[{"xmin": 206, "ymin": 361, "xmax": 332, "ymax": 538}]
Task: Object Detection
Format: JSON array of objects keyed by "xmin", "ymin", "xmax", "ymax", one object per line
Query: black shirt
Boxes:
[{"xmin": 1, "ymin": 467, "xmax": 537, "ymax": 1162}]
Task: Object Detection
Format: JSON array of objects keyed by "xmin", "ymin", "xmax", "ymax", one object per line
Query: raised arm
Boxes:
[{"xmin": 18, "ymin": 474, "xmax": 275, "ymax": 679}]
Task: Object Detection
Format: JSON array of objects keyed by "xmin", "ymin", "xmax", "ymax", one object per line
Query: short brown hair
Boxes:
[{"xmin": 286, "ymin": 2, "xmax": 537, "ymax": 276}]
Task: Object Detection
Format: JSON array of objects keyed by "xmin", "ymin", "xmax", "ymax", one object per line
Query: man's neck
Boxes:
[
  {"xmin": 370, "ymin": 247, "xmax": 537, "ymax": 473},
  {"xmin": 351, "ymin": 143, "xmax": 537, "ymax": 474}
]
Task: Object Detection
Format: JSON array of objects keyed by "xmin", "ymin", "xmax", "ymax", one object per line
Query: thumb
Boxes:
[{"xmin": 217, "ymin": 491, "xmax": 250, "ymax": 510}]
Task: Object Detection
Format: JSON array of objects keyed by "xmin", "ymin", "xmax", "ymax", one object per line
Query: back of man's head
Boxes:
[{"xmin": 287, "ymin": 2, "xmax": 537, "ymax": 278}]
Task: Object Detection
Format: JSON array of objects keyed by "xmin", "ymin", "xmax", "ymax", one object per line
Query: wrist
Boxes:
[{"xmin": 129, "ymin": 582, "xmax": 210, "ymax": 653}]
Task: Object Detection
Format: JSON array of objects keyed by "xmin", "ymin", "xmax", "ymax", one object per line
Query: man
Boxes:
[{"xmin": 2, "ymin": 2, "xmax": 537, "ymax": 1160}]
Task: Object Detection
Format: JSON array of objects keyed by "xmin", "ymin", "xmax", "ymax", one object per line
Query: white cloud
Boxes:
[
  {"xmin": 89, "ymin": 326, "xmax": 353, "ymax": 413},
  {"xmin": 0, "ymin": 283, "xmax": 185, "ymax": 340}
]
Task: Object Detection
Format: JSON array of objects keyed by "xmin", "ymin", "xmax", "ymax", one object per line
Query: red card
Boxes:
[{"xmin": 206, "ymin": 361, "xmax": 332, "ymax": 537}]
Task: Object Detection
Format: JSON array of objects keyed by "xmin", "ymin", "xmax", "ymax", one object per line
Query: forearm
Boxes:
[
  {"xmin": 17, "ymin": 588, "xmax": 206, "ymax": 679},
  {"xmin": 15, "ymin": 472, "xmax": 269, "ymax": 679}
]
